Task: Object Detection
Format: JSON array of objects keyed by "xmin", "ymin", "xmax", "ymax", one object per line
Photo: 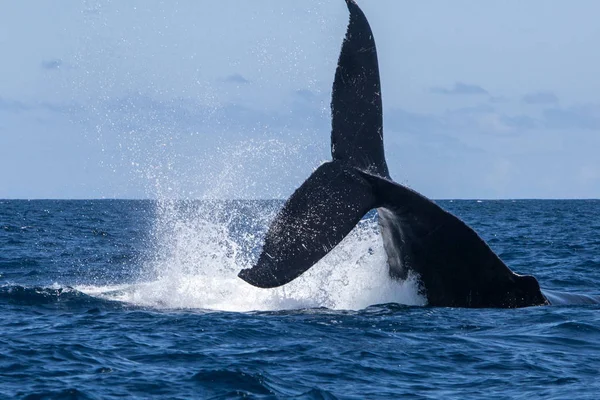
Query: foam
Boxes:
[{"xmin": 78, "ymin": 201, "xmax": 425, "ymax": 311}]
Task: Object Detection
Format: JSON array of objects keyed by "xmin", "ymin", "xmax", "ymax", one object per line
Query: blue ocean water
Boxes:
[{"xmin": 1, "ymin": 199, "xmax": 599, "ymax": 399}]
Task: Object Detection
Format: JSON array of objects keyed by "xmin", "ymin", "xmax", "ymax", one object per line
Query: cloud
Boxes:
[
  {"xmin": 88, "ymin": 89, "xmax": 330, "ymax": 137},
  {"xmin": 488, "ymin": 96, "xmax": 509, "ymax": 104},
  {"xmin": 0, "ymin": 97, "xmax": 30, "ymax": 112},
  {"xmin": 430, "ymin": 82, "xmax": 488, "ymax": 96},
  {"xmin": 500, "ymin": 115, "xmax": 537, "ymax": 130},
  {"xmin": 0, "ymin": 96, "xmax": 73, "ymax": 114},
  {"xmin": 221, "ymin": 73, "xmax": 250, "ymax": 84},
  {"xmin": 386, "ymin": 104, "xmax": 542, "ymax": 135},
  {"xmin": 522, "ymin": 91, "xmax": 558, "ymax": 105},
  {"xmin": 385, "ymin": 108, "xmax": 442, "ymax": 133},
  {"xmin": 451, "ymin": 104, "xmax": 495, "ymax": 115},
  {"xmin": 41, "ymin": 59, "xmax": 63, "ymax": 70},
  {"xmin": 543, "ymin": 105, "xmax": 600, "ymax": 130}
]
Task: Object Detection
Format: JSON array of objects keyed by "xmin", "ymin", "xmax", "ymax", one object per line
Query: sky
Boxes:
[{"xmin": 1, "ymin": 0, "xmax": 599, "ymax": 199}]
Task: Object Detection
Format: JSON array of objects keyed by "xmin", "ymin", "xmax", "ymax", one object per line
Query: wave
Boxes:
[
  {"xmin": 191, "ymin": 369, "xmax": 273, "ymax": 396},
  {"xmin": 20, "ymin": 388, "xmax": 98, "ymax": 400},
  {"xmin": 190, "ymin": 368, "xmax": 340, "ymax": 399},
  {"xmin": 0, "ymin": 285, "xmax": 122, "ymax": 309}
]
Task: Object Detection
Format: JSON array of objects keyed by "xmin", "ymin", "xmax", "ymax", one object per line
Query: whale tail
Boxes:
[
  {"xmin": 238, "ymin": 0, "xmax": 386, "ymax": 288},
  {"xmin": 331, "ymin": 0, "xmax": 389, "ymax": 178},
  {"xmin": 237, "ymin": 0, "xmax": 548, "ymax": 308},
  {"xmin": 238, "ymin": 160, "xmax": 547, "ymax": 308}
]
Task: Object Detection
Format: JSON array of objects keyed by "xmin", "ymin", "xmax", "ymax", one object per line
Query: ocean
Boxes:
[{"xmin": 1, "ymin": 199, "xmax": 599, "ymax": 399}]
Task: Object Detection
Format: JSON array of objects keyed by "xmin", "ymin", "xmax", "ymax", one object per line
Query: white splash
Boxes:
[{"xmin": 78, "ymin": 201, "xmax": 425, "ymax": 311}]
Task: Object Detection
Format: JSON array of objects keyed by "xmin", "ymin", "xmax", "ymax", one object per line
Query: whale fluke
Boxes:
[
  {"xmin": 238, "ymin": 0, "xmax": 549, "ymax": 308},
  {"xmin": 238, "ymin": 161, "xmax": 375, "ymax": 288},
  {"xmin": 359, "ymin": 171, "xmax": 547, "ymax": 307},
  {"xmin": 331, "ymin": 0, "xmax": 389, "ymax": 178}
]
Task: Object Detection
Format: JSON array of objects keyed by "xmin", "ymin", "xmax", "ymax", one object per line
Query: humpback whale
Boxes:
[{"xmin": 237, "ymin": 0, "xmax": 551, "ymax": 308}]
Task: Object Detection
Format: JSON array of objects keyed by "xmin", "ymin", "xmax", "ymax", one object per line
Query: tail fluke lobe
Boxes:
[
  {"xmin": 239, "ymin": 0, "xmax": 387, "ymax": 289},
  {"xmin": 358, "ymin": 171, "xmax": 548, "ymax": 308},
  {"xmin": 331, "ymin": 0, "xmax": 389, "ymax": 178},
  {"xmin": 238, "ymin": 161, "xmax": 376, "ymax": 288}
]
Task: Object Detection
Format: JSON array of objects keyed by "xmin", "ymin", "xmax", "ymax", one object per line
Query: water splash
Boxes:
[
  {"xmin": 79, "ymin": 199, "xmax": 425, "ymax": 311},
  {"xmin": 74, "ymin": 127, "xmax": 425, "ymax": 311}
]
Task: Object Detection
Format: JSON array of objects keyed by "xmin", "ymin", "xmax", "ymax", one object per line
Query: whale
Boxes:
[{"xmin": 237, "ymin": 0, "xmax": 592, "ymax": 307}]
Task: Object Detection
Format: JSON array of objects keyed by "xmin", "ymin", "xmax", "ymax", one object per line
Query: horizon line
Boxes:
[{"xmin": 2, "ymin": 197, "xmax": 599, "ymax": 202}]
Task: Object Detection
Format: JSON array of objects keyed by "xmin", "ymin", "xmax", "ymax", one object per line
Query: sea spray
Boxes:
[{"xmin": 81, "ymin": 199, "xmax": 425, "ymax": 311}]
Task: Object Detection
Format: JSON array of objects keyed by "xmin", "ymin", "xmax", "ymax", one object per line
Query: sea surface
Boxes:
[{"xmin": 1, "ymin": 199, "xmax": 599, "ymax": 399}]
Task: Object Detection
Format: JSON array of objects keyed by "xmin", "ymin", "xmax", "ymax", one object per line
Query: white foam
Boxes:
[{"xmin": 78, "ymin": 202, "xmax": 425, "ymax": 311}]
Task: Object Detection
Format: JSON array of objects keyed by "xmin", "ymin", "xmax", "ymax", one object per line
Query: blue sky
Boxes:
[{"xmin": 1, "ymin": 0, "xmax": 599, "ymax": 199}]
